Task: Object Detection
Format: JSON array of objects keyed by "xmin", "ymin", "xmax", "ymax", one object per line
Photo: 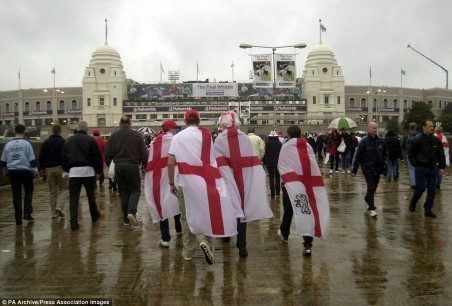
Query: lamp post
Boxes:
[
  {"xmin": 366, "ymin": 88, "xmax": 386, "ymax": 123},
  {"xmin": 239, "ymin": 42, "xmax": 307, "ymax": 131},
  {"xmin": 407, "ymin": 44, "xmax": 448, "ymax": 89},
  {"xmin": 44, "ymin": 88, "xmax": 64, "ymax": 125}
]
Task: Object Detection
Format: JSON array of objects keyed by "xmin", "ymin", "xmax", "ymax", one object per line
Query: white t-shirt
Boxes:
[{"xmin": 69, "ymin": 166, "xmax": 95, "ymax": 178}]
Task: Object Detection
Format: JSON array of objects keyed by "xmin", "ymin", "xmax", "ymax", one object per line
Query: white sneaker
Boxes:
[
  {"xmin": 347, "ymin": 170, "xmax": 351, "ymax": 174},
  {"xmin": 341, "ymin": 171, "xmax": 345, "ymax": 174},
  {"xmin": 182, "ymin": 251, "xmax": 192, "ymax": 261},
  {"xmin": 127, "ymin": 213, "xmax": 139, "ymax": 226},
  {"xmin": 329, "ymin": 169, "xmax": 333, "ymax": 174},
  {"xmin": 335, "ymin": 171, "xmax": 339, "ymax": 174},
  {"xmin": 277, "ymin": 229, "xmax": 288, "ymax": 243},
  {"xmin": 369, "ymin": 210, "xmax": 378, "ymax": 217},
  {"xmin": 176, "ymin": 231, "xmax": 182, "ymax": 236},
  {"xmin": 159, "ymin": 239, "xmax": 170, "ymax": 248}
]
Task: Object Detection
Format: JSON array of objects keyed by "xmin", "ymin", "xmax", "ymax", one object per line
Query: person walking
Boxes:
[
  {"xmin": 401, "ymin": 123, "xmax": 420, "ymax": 189},
  {"xmin": 277, "ymin": 125, "xmax": 330, "ymax": 256},
  {"xmin": 39, "ymin": 124, "xmax": 66, "ymax": 218},
  {"xmin": 168, "ymin": 109, "xmax": 238, "ymax": 264},
  {"xmin": 214, "ymin": 111, "xmax": 273, "ymax": 257},
  {"xmin": 106, "ymin": 116, "xmax": 148, "ymax": 227},
  {"xmin": 264, "ymin": 131, "xmax": 282, "ymax": 198},
  {"xmin": 352, "ymin": 122, "xmax": 388, "ymax": 217},
  {"xmin": 316, "ymin": 132, "xmax": 327, "ymax": 161},
  {"xmin": 327, "ymin": 129, "xmax": 340, "ymax": 174},
  {"xmin": 408, "ymin": 120, "xmax": 446, "ymax": 218},
  {"xmin": 434, "ymin": 125, "xmax": 449, "ymax": 189},
  {"xmin": 383, "ymin": 129, "xmax": 402, "ymax": 182},
  {"xmin": 62, "ymin": 121, "xmax": 103, "ymax": 230},
  {"xmin": 247, "ymin": 127, "xmax": 265, "ymax": 160},
  {"xmin": 144, "ymin": 119, "xmax": 182, "ymax": 247},
  {"xmin": 1, "ymin": 124, "xmax": 39, "ymax": 225},
  {"xmin": 339, "ymin": 128, "xmax": 352, "ymax": 173},
  {"xmin": 92, "ymin": 129, "xmax": 105, "ymax": 187}
]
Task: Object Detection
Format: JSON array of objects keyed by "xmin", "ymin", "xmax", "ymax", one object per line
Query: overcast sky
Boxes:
[{"xmin": 1, "ymin": 0, "xmax": 451, "ymax": 91}]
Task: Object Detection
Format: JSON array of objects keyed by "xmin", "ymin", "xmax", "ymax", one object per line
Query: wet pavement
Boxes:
[{"xmin": 0, "ymin": 163, "xmax": 451, "ymax": 305}]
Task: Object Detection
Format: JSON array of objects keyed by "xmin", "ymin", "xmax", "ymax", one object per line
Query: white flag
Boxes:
[
  {"xmin": 401, "ymin": 69, "xmax": 406, "ymax": 75},
  {"xmin": 320, "ymin": 22, "xmax": 327, "ymax": 32},
  {"xmin": 51, "ymin": 67, "xmax": 55, "ymax": 74}
]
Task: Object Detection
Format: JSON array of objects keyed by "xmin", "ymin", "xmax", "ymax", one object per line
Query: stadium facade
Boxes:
[{"xmin": 1, "ymin": 43, "xmax": 451, "ymax": 129}]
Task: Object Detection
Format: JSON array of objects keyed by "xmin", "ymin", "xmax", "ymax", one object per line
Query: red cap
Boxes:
[
  {"xmin": 184, "ymin": 108, "xmax": 200, "ymax": 120},
  {"xmin": 162, "ymin": 119, "xmax": 179, "ymax": 130},
  {"xmin": 93, "ymin": 129, "xmax": 101, "ymax": 136}
]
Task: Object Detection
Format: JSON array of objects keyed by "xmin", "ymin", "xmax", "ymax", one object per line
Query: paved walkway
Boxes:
[{"xmin": 0, "ymin": 163, "xmax": 451, "ymax": 305}]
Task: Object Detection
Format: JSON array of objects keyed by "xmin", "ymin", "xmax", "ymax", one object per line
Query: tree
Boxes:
[
  {"xmin": 437, "ymin": 103, "xmax": 452, "ymax": 133},
  {"xmin": 402, "ymin": 101, "xmax": 435, "ymax": 131}
]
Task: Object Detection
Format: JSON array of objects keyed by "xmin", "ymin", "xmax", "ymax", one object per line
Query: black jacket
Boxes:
[
  {"xmin": 62, "ymin": 131, "xmax": 103, "ymax": 174},
  {"xmin": 408, "ymin": 133, "xmax": 446, "ymax": 169},
  {"xmin": 339, "ymin": 132, "xmax": 353, "ymax": 153},
  {"xmin": 384, "ymin": 131, "xmax": 402, "ymax": 160},
  {"xmin": 39, "ymin": 134, "xmax": 65, "ymax": 169},
  {"xmin": 105, "ymin": 126, "xmax": 148, "ymax": 166},
  {"xmin": 264, "ymin": 137, "xmax": 282, "ymax": 167},
  {"xmin": 352, "ymin": 134, "xmax": 388, "ymax": 175}
]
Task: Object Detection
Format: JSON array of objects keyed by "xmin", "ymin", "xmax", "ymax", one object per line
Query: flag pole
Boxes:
[
  {"xmin": 105, "ymin": 19, "xmax": 108, "ymax": 45},
  {"xmin": 160, "ymin": 61, "xmax": 162, "ymax": 83},
  {"xmin": 196, "ymin": 61, "xmax": 199, "ymax": 83},
  {"xmin": 18, "ymin": 69, "xmax": 21, "ymax": 90},
  {"xmin": 231, "ymin": 61, "xmax": 234, "ymax": 82},
  {"xmin": 319, "ymin": 19, "xmax": 322, "ymax": 44}
]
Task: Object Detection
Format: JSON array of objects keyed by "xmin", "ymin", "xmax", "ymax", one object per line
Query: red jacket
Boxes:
[{"xmin": 94, "ymin": 136, "xmax": 106, "ymax": 163}]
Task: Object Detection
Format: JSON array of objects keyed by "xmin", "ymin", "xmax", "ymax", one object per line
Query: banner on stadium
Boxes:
[
  {"xmin": 228, "ymin": 102, "xmax": 239, "ymax": 113},
  {"xmin": 275, "ymin": 54, "xmax": 296, "ymax": 88},
  {"xmin": 251, "ymin": 54, "xmax": 273, "ymax": 88},
  {"xmin": 240, "ymin": 102, "xmax": 251, "ymax": 118},
  {"xmin": 193, "ymin": 83, "xmax": 238, "ymax": 98}
]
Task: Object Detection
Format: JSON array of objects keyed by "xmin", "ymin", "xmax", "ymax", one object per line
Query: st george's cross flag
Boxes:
[
  {"xmin": 168, "ymin": 126, "xmax": 241, "ymax": 237},
  {"xmin": 278, "ymin": 137, "xmax": 330, "ymax": 238},
  {"xmin": 435, "ymin": 131, "xmax": 450, "ymax": 166},
  {"xmin": 214, "ymin": 113, "xmax": 273, "ymax": 222},
  {"xmin": 144, "ymin": 132, "xmax": 180, "ymax": 223}
]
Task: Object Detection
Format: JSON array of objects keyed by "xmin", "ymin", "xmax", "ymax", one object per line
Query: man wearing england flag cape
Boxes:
[
  {"xmin": 168, "ymin": 109, "xmax": 241, "ymax": 265},
  {"xmin": 144, "ymin": 119, "xmax": 182, "ymax": 248},
  {"xmin": 277, "ymin": 125, "xmax": 330, "ymax": 256},
  {"xmin": 214, "ymin": 111, "xmax": 273, "ymax": 257}
]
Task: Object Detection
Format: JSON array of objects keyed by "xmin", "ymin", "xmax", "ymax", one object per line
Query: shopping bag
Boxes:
[
  {"xmin": 108, "ymin": 161, "xmax": 115, "ymax": 179},
  {"xmin": 324, "ymin": 153, "xmax": 330, "ymax": 164},
  {"xmin": 337, "ymin": 140, "xmax": 347, "ymax": 153}
]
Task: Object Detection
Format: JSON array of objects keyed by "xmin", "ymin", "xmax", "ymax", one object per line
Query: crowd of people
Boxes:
[{"xmin": 0, "ymin": 111, "xmax": 449, "ymax": 264}]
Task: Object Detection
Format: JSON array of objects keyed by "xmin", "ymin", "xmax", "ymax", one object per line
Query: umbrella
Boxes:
[
  {"xmin": 137, "ymin": 127, "xmax": 156, "ymax": 135},
  {"xmin": 328, "ymin": 117, "xmax": 357, "ymax": 129}
]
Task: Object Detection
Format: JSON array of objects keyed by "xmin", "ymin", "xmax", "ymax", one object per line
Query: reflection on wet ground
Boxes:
[{"xmin": 0, "ymin": 163, "xmax": 451, "ymax": 304}]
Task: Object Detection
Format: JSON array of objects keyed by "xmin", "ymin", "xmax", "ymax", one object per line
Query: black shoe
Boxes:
[
  {"xmin": 409, "ymin": 203, "xmax": 416, "ymax": 212},
  {"xmin": 425, "ymin": 211, "xmax": 437, "ymax": 218},
  {"xmin": 436, "ymin": 185, "xmax": 441, "ymax": 189},
  {"xmin": 199, "ymin": 242, "xmax": 214, "ymax": 265},
  {"xmin": 303, "ymin": 245, "xmax": 312, "ymax": 256},
  {"xmin": 16, "ymin": 220, "xmax": 22, "ymax": 226},
  {"xmin": 23, "ymin": 215, "xmax": 34, "ymax": 222},
  {"xmin": 239, "ymin": 248, "xmax": 248, "ymax": 258},
  {"xmin": 410, "ymin": 185, "xmax": 416, "ymax": 190}
]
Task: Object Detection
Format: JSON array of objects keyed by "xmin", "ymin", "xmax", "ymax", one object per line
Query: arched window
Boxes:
[
  {"xmin": 393, "ymin": 99, "xmax": 398, "ymax": 109},
  {"xmin": 35, "ymin": 101, "xmax": 41, "ymax": 111},
  {"xmin": 5, "ymin": 103, "xmax": 10, "ymax": 112},
  {"xmin": 428, "ymin": 100, "xmax": 433, "ymax": 107},
  {"xmin": 14, "ymin": 103, "xmax": 18, "ymax": 112},
  {"xmin": 24, "ymin": 102, "xmax": 30, "ymax": 112},
  {"xmin": 71, "ymin": 99, "xmax": 78, "ymax": 110},
  {"xmin": 373, "ymin": 98, "xmax": 378, "ymax": 109},
  {"xmin": 59, "ymin": 100, "xmax": 65, "ymax": 110},
  {"xmin": 46, "ymin": 100, "xmax": 52, "ymax": 110},
  {"xmin": 403, "ymin": 100, "xmax": 407, "ymax": 109},
  {"xmin": 349, "ymin": 98, "xmax": 355, "ymax": 107},
  {"xmin": 361, "ymin": 98, "xmax": 367, "ymax": 108},
  {"xmin": 383, "ymin": 98, "xmax": 388, "ymax": 108},
  {"xmin": 438, "ymin": 100, "xmax": 442, "ymax": 109}
]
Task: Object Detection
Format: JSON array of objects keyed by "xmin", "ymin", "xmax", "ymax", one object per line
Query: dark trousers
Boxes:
[
  {"xmin": 267, "ymin": 165, "xmax": 280, "ymax": 197},
  {"xmin": 330, "ymin": 154, "xmax": 339, "ymax": 171},
  {"xmin": 236, "ymin": 218, "xmax": 247, "ymax": 249},
  {"xmin": 159, "ymin": 214, "xmax": 182, "ymax": 242},
  {"xmin": 9, "ymin": 170, "xmax": 34, "ymax": 223},
  {"xmin": 364, "ymin": 174, "xmax": 380, "ymax": 210},
  {"xmin": 410, "ymin": 166, "xmax": 438, "ymax": 211},
  {"xmin": 69, "ymin": 176, "xmax": 99, "ymax": 227},
  {"xmin": 115, "ymin": 165, "xmax": 141, "ymax": 222},
  {"xmin": 280, "ymin": 186, "xmax": 313, "ymax": 247}
]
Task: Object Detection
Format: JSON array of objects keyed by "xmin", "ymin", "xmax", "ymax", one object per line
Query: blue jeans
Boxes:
[
  {"xmin": 386, "ymin": 159, "xmax": 399, "ymax": 180},
  {"xmin": 407, "ymin": 159, "xmax": 416, "ymax": 187},
  {"xmin": 341, "ymin": 151, "xmax": 351, "ymax": 170},
  {"xmin": 410, "ymin": 166, "xmax": 438, "ymax": 211}
]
